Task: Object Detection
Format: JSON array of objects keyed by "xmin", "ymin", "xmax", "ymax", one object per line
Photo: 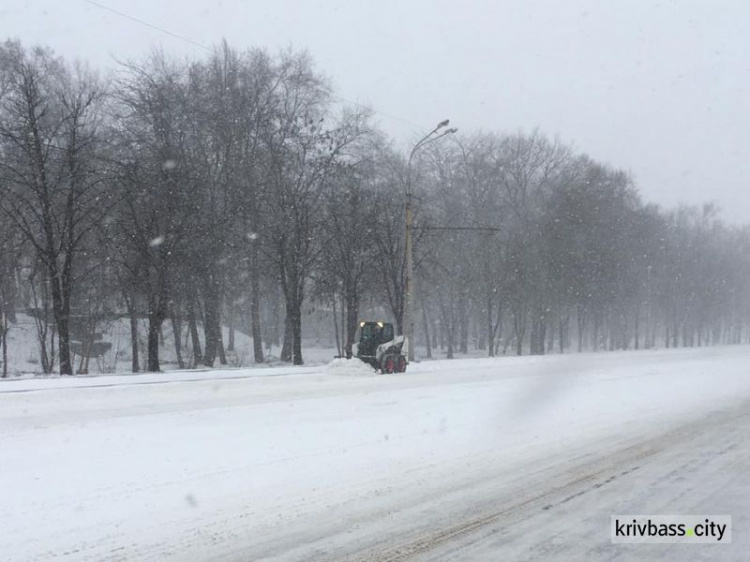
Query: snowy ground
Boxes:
[
  {"xmin": 0, "ymin": 313, "xmax": 339, "ymax": 376},
  {"xmin": 2, "ymin": 346, "xmax": 750, "ymax": 561}
]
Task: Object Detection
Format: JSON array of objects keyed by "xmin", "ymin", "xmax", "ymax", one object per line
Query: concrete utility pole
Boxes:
[{"xmin": 404, "ymin": 120, "xmax": 457, "ymax": 362}]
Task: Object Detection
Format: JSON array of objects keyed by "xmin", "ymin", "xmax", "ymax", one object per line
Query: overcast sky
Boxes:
[{"xmin": 4, "ymin": 0, "xmax": 749, "ymax": 223}]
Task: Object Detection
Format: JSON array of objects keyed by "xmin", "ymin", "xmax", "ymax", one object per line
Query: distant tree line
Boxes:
[{"xmin": 0, "ymin": 39, "xmax": 748, "ymax": 375}]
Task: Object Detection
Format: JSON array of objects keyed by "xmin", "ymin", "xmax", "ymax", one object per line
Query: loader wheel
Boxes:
[
  {"xmin": 383, "ymin": 355, "xmax": 396, "ymax": 374},
  {"xmin": 396, "ymin": 356, "xmax": 407, "ymax": 373}
]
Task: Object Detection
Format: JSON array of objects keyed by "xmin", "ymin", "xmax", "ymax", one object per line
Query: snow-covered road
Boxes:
[{"xmin": 2, "ymin": 346, "xmax": 749, "ymax": 561}]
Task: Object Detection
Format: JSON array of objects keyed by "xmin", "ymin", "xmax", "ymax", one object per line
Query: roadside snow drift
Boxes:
[{"xmin": 325, "ymin": 357, "xmax": 378, "ymax": 376}]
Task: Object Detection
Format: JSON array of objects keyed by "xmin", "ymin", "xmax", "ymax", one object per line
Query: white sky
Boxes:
[{"xmin": 3, "ymin": 0, "xmax": 750, "ymax": 223}]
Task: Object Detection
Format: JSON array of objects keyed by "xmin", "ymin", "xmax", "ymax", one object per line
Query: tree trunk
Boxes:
[
  {"xmin": 250, "ymin": 247, "xmax": 264, "ymax": 363},
  {"xmin": 344, "ymin": 289, "xmax": 359, "ymax": 358},
  {"xmin": 332, "ymin": 296, "xmax": 341, "ymax": 356},
  {"xmin": 146, "ymin": 266, "xmax": 168, "ymax": 373},
  {"xmin": 129, "ymin": 306, "xmax": 139, "ymax": 373},
  {"xmin": 513, "ymin": 303, "xmax": 526, "ymax": 356},
  {"xmin": 50, "ymin": 275, "xmax": 73, "ymax": 375},
  {"xmin": 577, "ymin": 305, "xmax": 585, "ymax": 353},
  {"xmin": 634, "ymin": 308, "xmax": 640, "ymax": 350},
  {"xmin": 446, "ymin": 326, "xmax": 454, "ymax": 359},
  {"xmin": 280, "ymin": 314, "xmax": 293, "ymax": 362},
  {"xmin": 218, "ymin": 334, "xmax": 228, "ymax": 365},
  {"xmin": 201, "ymin": 272, "xmax": 221, "ymax": 367},
  {"xmin": 593, "ymin": 313, "xmax": 600, "ymax": 352},
  {"xmin": 529, "ymin": 313, "xmax": 545, "ymax": 356},
  {"xmin": 227, "ymin": 310, "xmax": 235, "ymax": 353},
  {"xmin": 30, "ymin": 271, "xmax": 52, "ymax": 374},
  {"xmin": 147, "ymin": 313, "xmax": 163, "ymax": 372},
  {"xmin": 0, "ymin": 260, "xmax": 17, "ymax": 323},
  {"xmin": 459, "ymin": 297, "xmax": 469, "ymax": 354},
  {"xmin": 441, "ymin": 300, "xmax": 455, "ymax": 359},
  {"xmin": 558, "ymin": 312, "xmax": 565, "ymax": 354},
  {"xmin": 487, "ymin": 295, "xmax": 495, "ymax": 358},
  {"xmin": 171, "ymin": 312, "xmax": 185, "ymax": 369},
  {"xmin": 186, "ymin": 287, "xmax": 202, "ymax": 365},
  {"xmin": 250, "ymin": 208, "xmax": 264, "ymax": 363},
  {"xmin": 546, "ymin": 315, "xmax": 555, "ymax": 354},
  {"xmin": 291, "ymin": 304, "xmax": 303, "ymax": 365},
  {"xmin": 422, "ymin": 304, "xmax": 432, "ymax": 359},
  {"xmin": 340, "ymin": 294, "xmax": 346, "ymax": 355},
  {"xmin": 56, "ymin": 305, "xmax": 72, "ymax": 375},
  {"xmin": 1, "ymin": 311, "xmax": 7, "ymax": 378}
]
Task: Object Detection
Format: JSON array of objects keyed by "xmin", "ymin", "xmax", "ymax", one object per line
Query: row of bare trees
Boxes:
[
  {"xmin": 1, "ymin": 39, "xmax": 749, "ymax": 375},
  {"xmin": 413, "ymin": 132, "xmax": 750, "ymax": 357}
]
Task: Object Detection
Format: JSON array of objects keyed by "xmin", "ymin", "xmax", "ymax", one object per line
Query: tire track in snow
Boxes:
[{"xmin": 343, "ymin": 403, "xmax": 750, "ymax": 562}]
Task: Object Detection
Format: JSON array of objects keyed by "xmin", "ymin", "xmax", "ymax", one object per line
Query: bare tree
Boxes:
[
  {"xmin": 261, "ymin": 52, "xmax": 367, "ymax": 364},
  {"xmin": 0, "ymin": 41, "xmax": 110, "ymax": 374},
  {"xmin": 112, "ymin": 52, "xmax": 196, "ymax": 372}
]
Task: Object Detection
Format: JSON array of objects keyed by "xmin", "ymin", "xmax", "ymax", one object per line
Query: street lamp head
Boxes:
[
  {"xmin": 437, "ymin": 119, "xmax": 450, "ymax": 129},
  {"xmin": 446, "ymin": 127, "xmax": 458, "ymax": 134}
]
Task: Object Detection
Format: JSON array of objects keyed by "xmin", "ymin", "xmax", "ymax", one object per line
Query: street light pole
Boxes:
[
  {"xmin": 646, "ymin": 264, "xmax": 653, "ymax": 349},
  {"xmin": 404, "ymin": 120, "xmax": 457, "ymax": 362}
]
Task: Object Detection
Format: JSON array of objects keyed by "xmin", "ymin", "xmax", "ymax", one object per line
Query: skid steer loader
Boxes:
[{"xmin": 347, "ymin": 321, "xmax": 408, "ymax": 373}]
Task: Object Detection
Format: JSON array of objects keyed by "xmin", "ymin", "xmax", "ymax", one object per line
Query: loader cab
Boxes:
[{"xmin": 355, "ymin": 321, "xmax": 394, "ymax": 358}]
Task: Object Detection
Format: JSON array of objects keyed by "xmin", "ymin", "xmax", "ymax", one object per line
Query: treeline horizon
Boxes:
[{"xmin": 0, "ymin": 38, "xmax": 748, "ymax": 376}]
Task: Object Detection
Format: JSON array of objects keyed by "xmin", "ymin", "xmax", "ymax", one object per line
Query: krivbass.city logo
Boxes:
[{"xmin": 611, "ymin": 515, "xmax": 731, "ymax": 544}]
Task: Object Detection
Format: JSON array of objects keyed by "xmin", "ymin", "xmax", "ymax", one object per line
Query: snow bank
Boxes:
[{"xmin": 325, "ymin": 357, "xmax": 378, "ymax": 376}]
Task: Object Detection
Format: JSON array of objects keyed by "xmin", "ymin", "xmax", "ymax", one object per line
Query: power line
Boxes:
[
  {"xmin": 81, "ymin": 0, "xmax": 429, "ymax": 133},
  {"xmin": 83, "ymin": 0, "xmax": 211, "ymax": 51}
]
